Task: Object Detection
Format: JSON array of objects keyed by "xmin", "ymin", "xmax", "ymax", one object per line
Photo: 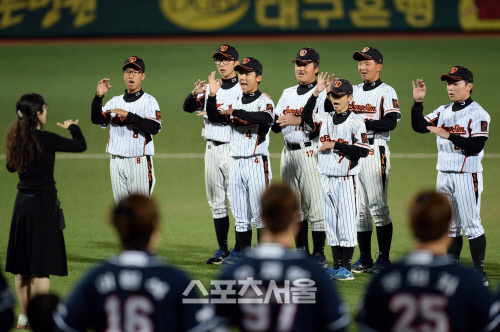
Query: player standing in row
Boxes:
[
  {"xmin": 302, "ymin": 76, "xmax": 370, "ymax": 280},
  {"xmin": 206, "ymin": 57, "xmax": 274, "ymax": 261},
  {"xmin": 272, "ymin": 47, "xmax": 327, "ymax": 266},
  {"xmin": 356, "ymin": 190, "xmax": 492, "ymax": 331},
  {"xmin": 347, "ymin": 47, "xmax": 401, "ymax": 274},
  {"xmin": 411, "ymin": 66, "xmax": 490, "ymax": 286},
  {"xmin": 183, "ymin": 45, "xmax": 242, "ymax": 265},
  {"xmin": 215, "ymin": 183, "xmax": 349, "ymax": 332},
  {"xmin": 91, "ymin": 56, "xmax": 162, "ymax": 205}
]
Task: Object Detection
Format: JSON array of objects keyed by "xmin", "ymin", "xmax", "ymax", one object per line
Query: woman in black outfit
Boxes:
[{"xmin": 4, "ymin": 93, "xmax": 86, "ymax": 329}]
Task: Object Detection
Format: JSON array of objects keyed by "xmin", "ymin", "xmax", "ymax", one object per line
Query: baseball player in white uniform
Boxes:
[
  {"xmin": 333, "ymin": 47, "xmax": 400, "ymax": 274},
  {"xmin": 302, "ymin": 76, "xmax": 370, "ymax": 280},
  {"xmin": 206, "ymin": 58, "xmax": 274, "ymax": 263},
  {"xmin": 91, "ymin": 56, "xmax": 161, "ymax": 205},
  {"xmin": 272, "ymin": 47, "xmax": 327, "ymax": 266},
  {"xmin": 411, "ymin": 66, "xmax": 490, "ymax": 286},
  {"xmin": 183, "ymin": 45, "xmax": 243, "ymax": 264}
]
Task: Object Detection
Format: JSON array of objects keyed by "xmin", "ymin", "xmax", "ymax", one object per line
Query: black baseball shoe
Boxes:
[
  {"xmin": 352, "ymin": 257, "xmax": 374, "ymax": 273},
  {"xmin": 206, "ymin": 246, "xmax": 230, "ymax": 264}
]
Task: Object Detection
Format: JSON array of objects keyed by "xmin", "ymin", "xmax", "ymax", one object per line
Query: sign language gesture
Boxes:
[
  {"xmin": 412, "ymin": 79, "xmax": 427, "ymax": 102},
  {"xmin": 319, "ymin": 141, "xmax": 335, "ymax": 151},
  {"xmin": 57, "ymin": 119, "xmax": 79, "ymax": 129},
  {"xmin": 208, "ymin": 71, "xmax": 222, "ymax": 97},
  {"xmin": 314, "ymin": 72, "xmax": 335, "ymax": 96},
  {"xmin": 96, "ymin": 78, "xmax": 111, "ymax": 97},
  {"xmin": 191, "ymin": 79, "xmax": 206, "ymax": 97}
]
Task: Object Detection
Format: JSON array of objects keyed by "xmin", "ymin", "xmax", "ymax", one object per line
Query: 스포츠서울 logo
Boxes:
[{"xmin": 160, "ymin": 0, "xmax": 250, "ymax": 31}]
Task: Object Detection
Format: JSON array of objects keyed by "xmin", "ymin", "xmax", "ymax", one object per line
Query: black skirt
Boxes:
[{"xmin": 5, "ymin": 192, "xmax": 67, "ymax": 276}]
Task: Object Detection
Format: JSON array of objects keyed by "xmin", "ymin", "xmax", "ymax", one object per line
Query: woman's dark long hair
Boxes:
[{"xmin": 5, "ymin": 93, "xmax": 45, "ymax": 173}]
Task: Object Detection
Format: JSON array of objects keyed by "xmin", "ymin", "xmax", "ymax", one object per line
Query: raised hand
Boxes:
[
  {"xmin": 325, "ymin": 74, "xmax": 335, "ymax": 94},
  {"xmin": 412, "ymin": 79, "xmax": 427, "ymax": 102},
  {"xmin": 315, "ymin": 72, "xmax": 329, "ymax": 94},
  {"xmin": 191, "ymin": 79, "xmax": 206, "ymax": 97},
  {"xmin": 208, "ymin": 71, "xmax": 222, "ymax": 97},
  {"xmin": 96, "ymin": 78, "xmax": 111, "ymax": 97},
  {"xmin": 57, "ymin": 119, "xmax": 79, "ymax": 129}
]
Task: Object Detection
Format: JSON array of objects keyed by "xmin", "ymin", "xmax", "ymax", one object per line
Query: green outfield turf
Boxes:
[{"xmin": 1, "ymin": 36, "xmax": 500, "ymax": 331}]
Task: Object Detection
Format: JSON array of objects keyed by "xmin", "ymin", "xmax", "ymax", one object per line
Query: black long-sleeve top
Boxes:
[
  {"xmin": 206, "ymin": 90, "xmax": 273, "ymax": 125},
  {"xmin": 7, "ymin": 125, "xmax": 86, "ymax": 193},
  {"xmin": 91, "ymin": 91, "xmax": 161, "ymax": 135},
  {"xmin": 411, "ymin": 100, "xmax": 487, "ymax": 154}
]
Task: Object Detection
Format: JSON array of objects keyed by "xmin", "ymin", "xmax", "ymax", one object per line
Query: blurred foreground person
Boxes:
[
  {"xmin": 357, "ymin": 190, "xmax": 492, "ymax": 332},
  {"xmin": 215, "ymin": 183, "xmax": 349, "ymax": 332},
  {"xmin": 54, "ymin": 195, "xmax": 223, "ymax": 332}
]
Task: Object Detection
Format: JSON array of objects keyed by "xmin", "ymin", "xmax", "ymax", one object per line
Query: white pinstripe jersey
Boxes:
[
  {"xmin": 425, "ymin": 101, "xmax": 490, "ymax": 173},
  {"xmin": 314, "ymin": 112, "xmax": 370, "ymax": 176},
  {"xmin": 222, "ymin": 93, "xmax": 274, "ymax": 158},
  {"xmin": 350, "ymin": 82, "xmax": 401, "ymax": 141},
  {"xmin": 196, "ymin": 80, "xmax": 242, "ymax": 143},
  {"xmin": 101, "ymin": 93, "xmax": 161, "ymax": 157},
  {"xmin": 275, "ymin": 85, "xmax": 326, "ymax": 143}
]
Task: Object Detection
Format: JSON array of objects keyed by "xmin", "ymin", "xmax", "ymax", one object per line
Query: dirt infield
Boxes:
[{"xmin": 1, "ymin": 31, "xmax": 500, "ymax": 46}]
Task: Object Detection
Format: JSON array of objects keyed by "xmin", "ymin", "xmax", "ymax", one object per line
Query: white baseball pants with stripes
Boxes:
[
  {"xmin": 437, "ymin": 171, "xmax": 484, "ymax": 239},
  {"xmin": 322, "ymin": 174, "xmax": 358, "ymax": 247},
  {"xmin": 230, "ymin": 155, "xmax": 272, "ymax": 232},
  {"xmin": 110, "ymin": 155, "xmax": 155, "ymax": 205},
  {"xmin": 205, "ymin": 141, "xmax": 230, "ymax": 218}
]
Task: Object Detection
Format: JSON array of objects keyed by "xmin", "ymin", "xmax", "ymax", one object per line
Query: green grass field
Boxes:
[{"xmin": 1, "ymin": 35, "xmax": 500, "ymax": 331}]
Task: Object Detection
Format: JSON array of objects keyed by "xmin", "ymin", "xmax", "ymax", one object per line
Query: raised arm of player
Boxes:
[
  {"xmin": 411, "ymin": 79, "xmax": 432, "ymax": 133},
  {"xmin": 183, "ymin": 79, "xmax": 206, "ymax": 113},
  {"xmin": 91, "ymin": 78, "xmax": 112, "ymax": 125}
]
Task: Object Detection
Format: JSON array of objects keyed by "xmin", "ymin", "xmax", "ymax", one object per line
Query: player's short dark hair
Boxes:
[
  {"xmin": 112, "ymin": 195, "xmax": 159, "ymax": 251},
  {"xmin": 409, "ymin": 190, "xmax": 451, "ymax": 243},
  {"xmin": 465, "ymin": 80, "xmax": 473, "ymax": 95},
  {"xmin": 261, "ymin": 183, "xmax": 299, "ymax": 234}
]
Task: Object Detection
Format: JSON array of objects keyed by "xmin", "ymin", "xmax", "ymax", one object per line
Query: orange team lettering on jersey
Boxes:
[
  {"xmin": 441, "ymin": 124, "xmax": 466, "ymax": 135},
  {"xmin": 283, "ymin": 106, "xmax": 304, "ymax": 116}
]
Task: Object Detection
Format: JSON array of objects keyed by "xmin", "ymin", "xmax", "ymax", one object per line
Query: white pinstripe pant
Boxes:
[
  {"xmin": 322, "ymin": 175, "xmax": 358, "ymax": 247},
  {"xmin": 357, "ymin": 139, "xmax": 392, "ymax": 232},
  {"xmin": 280, "ymin": 143, "xmax": 324, "ymax": 231},
  {"xmin": 110, "ymin": 155, "xmax": 155, "ymax": 205},
  {"xmin": 437, "ymin": 171, "xmax": 484, "ymax": 239},
  {"xmin": 230, "ymin": 155, "xmax": 272, "ymax": 232},
  {"xmin": 205, "ymin": 141, "xmax": 230, "ymax": 218}
]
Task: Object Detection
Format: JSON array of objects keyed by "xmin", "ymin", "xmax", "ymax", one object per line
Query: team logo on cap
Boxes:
[
  {"xmin": 220, "ymin": 46, "xmax": 228, "ymax": 51},
  {"xmin": 300, "ymin": 49, "xmax": 307, "ymax": 56},
  {"xmin": 362, "ymin": 47, "xmax": 370, "ymax": 52},
  {"xmin": 334, "ymin": 81, "xmax": 342, "ymax": 87},
  {"xmin": 243, "ymin": 58, "xmax": 250, "ymax": 64},
  {"xmin": 129, "ymin": 56, "xmax": 137, "ymax": 62},
  {"xmin": 451, "ymin": 67, "xmax": 458, "ymax": 73}
]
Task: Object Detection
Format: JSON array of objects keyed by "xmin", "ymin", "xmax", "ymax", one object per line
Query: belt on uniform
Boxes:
[
  {"xmin": 368, "ymin": 138, "xmax": 374, "ymax": 145},
  {"xmin": 285, "ymin": 141, "xmax": 312, "ymax": 151},
  {"xmin": 208, "ymin": 140, "xmax": 227, "ymax": 146}
]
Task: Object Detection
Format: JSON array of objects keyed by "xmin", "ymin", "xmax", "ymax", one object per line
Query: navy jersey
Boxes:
[
  {"xmin": 215, "ymin": 244, "xmax": 349, "ymax": 332},
  {"xmin": 54, "ymin": 251, "xmax": 222, "ymax": 332},
  {"xmin": 357, "ymin": 250, "xmax": 492, "ymax": 332},
  {"xmin": 0, "ymin": 270, "xmax": 15, "ymax": 332}
]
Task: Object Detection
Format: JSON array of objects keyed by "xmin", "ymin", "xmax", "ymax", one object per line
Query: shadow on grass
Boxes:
[{"xmin": 67, "ymin": 240, "xmax": 120, "ymax": 264}]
